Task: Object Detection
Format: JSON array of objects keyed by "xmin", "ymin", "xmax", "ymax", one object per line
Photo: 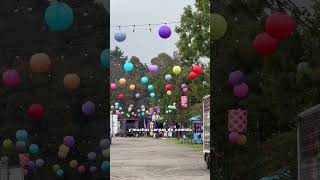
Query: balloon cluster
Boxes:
[
  {"xmin": 254, "ymin": 12, "xmax": 295, "ymax": 57},
  {"xmin": 229, "ymin": 71, "xmax": 249, "ymax": 98}
]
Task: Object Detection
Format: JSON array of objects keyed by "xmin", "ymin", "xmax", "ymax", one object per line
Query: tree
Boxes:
[
  {"xmin": 150, "ymin": 53, "xmax": 177, "ymax": 69},
  {"xmin": 175, "ymin": 0, "xmax": 210, "ymax": 65}
]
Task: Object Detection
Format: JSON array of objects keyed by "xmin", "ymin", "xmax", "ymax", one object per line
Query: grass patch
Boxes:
[{"xmin": 161, "ymin": 138, "xmax": 203, "ymax": 152}]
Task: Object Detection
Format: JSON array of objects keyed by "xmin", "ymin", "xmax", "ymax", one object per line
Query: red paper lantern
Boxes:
[
  {"xmin": 253, "ymin": 32, "xmax": 278, "ymax": 57},
  {"xmin": 189, "ymin": 72, "xmax": 198, "ymax": 80},
  {"xmin": 266, "ymin": 12, "xmax": 295, "ymax": 40},
  {"xmin": 118, "ymin": 94, "xmax": 124, "ymax": 100},
  {"xmin": 192, "ymin": 65, "xmax": 202, "ymax": 75},
  {"xmin": 28, "ymin": 104, "xmax": 45, "ymax": 120},
  {"xmin": 165, "ymin": 84, "xmax": 172, "ymax": 91}
]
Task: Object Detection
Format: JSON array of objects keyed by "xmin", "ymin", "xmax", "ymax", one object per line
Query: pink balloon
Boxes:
[
  {"xmin": 111, "ymin": 83, "xmax": 117, "ymax": 90},
  {"xmin": 2, "ymin": 69, "xmax": 21, "ymax": 89},
  {"xmin": 233, "ymin": 83, "xmax": 249, "ymax": 98},
  {"xmin": 182, "ymin": 88, "xmax": 188, "ymax": 93},
  {"xmin": 229, "ymin": 132, "xmax": 241, "ymax": 144}
]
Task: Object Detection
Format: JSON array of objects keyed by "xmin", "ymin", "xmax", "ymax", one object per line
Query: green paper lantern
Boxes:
[
  {"xmin": 102, "ymin": 149, "xmax": 110, "ymax": 158},
  {"xmin": 211, "ymin": 14, "xmax": 227, "ymax": 40},
  {"xmin": 2, "ymin": 139, "xmax": 13, "ymax": 150},
  {"xmin": 52, "ymin": 164, "xmax": 60, "ymax": 172}
]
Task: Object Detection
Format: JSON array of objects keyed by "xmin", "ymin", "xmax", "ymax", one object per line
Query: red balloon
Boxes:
[
  {"xmin": 119, "ymin": 94, "xmax": 124, "ymax": 100},
  {"xmin": 28, "ymin": 104, "xmax": 45, "ymax": 120},
  {"xmin": 189, "ymin": 72, "xmax": 198, "ymax": 80},
  {"xmin": 165, "ymin": 84, "xmax": 172, "ymax": 91},
  {"xmin": 192, "ymin": 65, "xmax": 202, "ymax": 75},
  {"xmin": 266, "ymin": 12, "xmax": 295, "ymax": 40},
  {"xmin": 254, "ymin": 32, "xmax": 278, "ymax": 57}
]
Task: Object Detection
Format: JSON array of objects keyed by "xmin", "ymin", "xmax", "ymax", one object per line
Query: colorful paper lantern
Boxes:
[
  {"xmin": 181, "ymin": 84, "xmax": 187, "ymax": 89},
  {"xmin": 16, "ymin": 130, "xmax": 28, "ymax": 142},
  {"xmin": 129, "ymin": 84, "xmax": 135, "ymax": 91},
  {"xmin": 238, "ymin": 135, "xmax": 247, "ymax": 145},
  {"xmin": 118, "ymin": 94, "xmax": 124, "ymax": 100},
  {"xmin": 35, "ymin": 158, "xmax": 45, "ymax": 167},
  {"xmin": 141, "ymin": 76, "xmax": 148, "ymax": 84},
  {"xmin": 114, "ymin": 31, "xmax": 126, "ymax": 42},
  {"xmin": 192, "ymin": 65, "xmax": 202, "ymax": 74},
  {"xmin": 211, "ymin": 14, "xmax": 228, "ymax": 40},
  {"xmin": 165, "ymin": 84, "xmax": 172, "ymax": 91},
  {"xmin": 228, "ymin": 109, "xmax": 248, "ymax": 133},
  {"xmin": 233, "ymin": 83, "xmax": 249, "ymax": 98},
  {"xmin": 167, "ymin": 90, "xmax": 172, "ymax": 96},
  {"xmin": 189, "ymin": 72, "xmax": 198, "ymax": 80},
  {"xmin": 229, "ymin": 71, "xmax": 244, "ymax": 86},
  {"xmin": 16, "ymin": 141, "xmax": 26, "ymax": 152},
  {"xmin": 52, "ymin": 164, "xmax": 60, "ymax": 172},
  {"xmin": 45, "ymin": 2, "xmax": 74, "ymax": 31},
  {"xmin": 90, "ymin": 166, "xmax": 98, "ymax": 173},
  {"xmin": 119, "ymin": 78, "xmax": 126, "ymax": 85},
  {"xmin": 229, "ymin": 132, "xmax": 241, "ymax": 144},
  {"xmin": 165, "ymin": 74, "xmax": 172, "ymax": 81},
  {"xmin": 124, "ymin": 62, "xmax": 134, "ymax": 72},
  {"xmin": 69, "ymin": 160, "xmax": 78, "ymax": 169},
  {"xmin": 88, "ymin": 152, "xmax": 97, "ymax": 161},
  {"xmin": 101, "ymin": 49, "xmax": 110, "ymax": 68},
  {"xmin": 82, "ymin": 101, "xmax": 95, "ymax": 115},
  {"xmin": 111, "ymin": 83, "xmax": 117, "ymax": 90},
  {"xmin": 63, "ymin": 73, "xmax": 80, "ymax": 91},
  {"xmin": 135, "ymin": 93, "xmax": 141, "ymax": 99},
  {"xmin": 2, "ymin": 139, "xmax": 13, "ymax": 150},
  {"xmin": 181, "ymin": 96, "xmax": 188, "ymax": 108},
  {"xmin": 2, "ymin": 69, "xmax": 21, "ymax": 89},
  {"xmin": 254, "ymin": 32, "xmax": 278, "ymax": 57},
  {"xmin": 63, "ymin": 136, "xmax": 75, "ymax": 147},
  {"xmin": 77, "ymin": 165, "xmax": 86, "ymax": 174},
  {"xmin": 99, "ymin": 139, "xmax": 110, "ymax": 149},
  {"xmin": 297, "ymin": 62, "xmax": 311, "ymax": 74},
  {"xmin": 56, "ymin": 169, "xmax": 64, "ymax": 177},
  {"xmin": 148, "ymin": 85, "xmax": 154, "ymax": 91},
  {"xmin": 29, "ymin": 144, "xmax": 39, "ymax": 155},
  {"xmin": 182, "ymin": 88, "xmax": 188, "ymax": 93},
  {"xmin": 266, "ymin": 12, "xmax": 295, "ymax": 40},
  {"xmin": 149, "ymin": 65, "xmax": 159, "ymax": 74},
  {"xmin": 172, "ymin": 66, "xmax": 181, "ymax": 75},
  {"xmin": 27, "ymin": 104, "xmax": 45, "ymax": 120},
  {"xmin": 30, "ymin": 53, "xmax": 51, "ymax": 73},
  {"xmin": 115, "ymin": 102, "xmax": 119, "ymax": 106},
  {"xmin": 150, "ymin": 93, "xmax": 155, "ymax": 98},
  {"xmin": 158, "ymin": 25, "xmax": 172, "ymax": 39}
]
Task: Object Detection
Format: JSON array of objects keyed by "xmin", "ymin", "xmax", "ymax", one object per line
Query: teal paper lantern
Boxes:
[
  {"xmin": 45, "ymin": 2, "xmax": 74, "ymax": 31},
  {"xmin": 141, "ymin": 77, "xmax": 148, "ymax": 84},
  {"xmin": 56, "ymin": 169, "xmax": 64, "ymax": 177},
  {"xmin": 150, "ymin": 93, "xmax": 155, "ymax": 97},
  {"xmin": 101, "ymin": 161, "xmax": 110, "ymax": 173},
  {"xmin": 16, "ymin": 130, "xmax": 28, "ymax": 142},
  {"xmin": 115, "ymin": 102, "xmax": 119, "ymax": 106},
  {"xmin": 29, "ymin": 144, "xmax": 39, "ymax": 155},
  {"xmin": 124, "ymin": 62, "xmax": 134, "ymax": 72},
  {"xmin": 119, "ymin": 107, "xmax": 123, "ymax": 111},
  {"xmin": 101, "ymin": 49, "xmax": 110, "ymax": 69},
  {"xmin": 147, "ymin": 85, "xmax": 154, "ymax": 91}
]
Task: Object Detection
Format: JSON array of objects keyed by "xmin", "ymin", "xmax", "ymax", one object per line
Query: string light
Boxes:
[{"xmin": 111, "ymin": 21, "xmax": 181, "ymax": 29}]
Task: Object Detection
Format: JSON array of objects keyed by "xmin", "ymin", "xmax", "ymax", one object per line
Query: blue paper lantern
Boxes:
[
  {"xmin": 16, "ymin": 130, "xmax": 28, "ymax": 142},
  {"xmin": 114, "ymin": 31, "xmax": 126, "ymax": 42},
  {"xmin": 150, "ymin": 93, "xmax": 155, "ymax": 97},
  {"xmin": 124, "ymin": 62, "xmax": 134, "ymax": 72},
  {"xmin": 101, "ymin": 49, "xmax": 110, "ymax": 69},
  {"xmin": 141, "ymin": 112, "xmax": 145, "ymax": 116},
  {"xmin": 165, "ymin": 74, "xmax": 172, "ymax": 81},
  {"xmin": 45, "ymin": 2, "xmax": 74, "ymax": 31},
  {"xmin": 56, "ymin": 169, "xmax": 64, "ymax": 177},
  {"xmin": 147, "ymin": 85, "xmax": 154, "ymax": 91},
  {"xmin": 141, "ymin": 77, "xmax": 148, "ymax": 84},
  {"xmin": 29, "ymin": 144, "xmax": 39, "ymax": 155},
  {"xmin": 101, "ymin": 161, "xmax": 110, "ymax": 173}
]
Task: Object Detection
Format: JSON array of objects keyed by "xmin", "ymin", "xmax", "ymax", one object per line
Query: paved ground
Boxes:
[{"xmin": 111, "ymin": 137, "xmax": 210, "ymax": 180}]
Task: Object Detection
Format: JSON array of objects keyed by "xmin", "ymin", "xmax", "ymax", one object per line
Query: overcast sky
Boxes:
[{"xmin": 110, "ymin": 0, "xmax": 195, "ymax": 64}]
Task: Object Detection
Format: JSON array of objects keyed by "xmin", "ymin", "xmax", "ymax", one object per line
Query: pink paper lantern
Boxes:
[
  {"xmin": 228, "ymin": 109, "xmax": 248, "ymax": 133},
  {"xmin": 2, "ymin": 69, "xmax": 21, "ymax": 89},
  {"xmin": 77, "ymin": 165, "xmax": 86, "ymax": 174},
  {"xmin": 229, "ymin": 132, "xmax": 241, "ymax": 144},
  {"xmin": 111, "ymin": 83, "xmax": 116, "ymax": 90},
  {"xmin": 182, "ymin": 88, "xmax": 188, "ymax": 93},
  {"xmin": 233, "ymin": 83, "xmax": 249, "ymax": 98}
]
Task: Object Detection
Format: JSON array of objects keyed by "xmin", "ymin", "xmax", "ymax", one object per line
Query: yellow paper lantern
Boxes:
[
  {"xmin": 30, "ymin": 53, "xmax": 51, "ymax": 73},
  {"xmin": 238, "ymin": 135, "xmax": 247, "ymax": 145},
  {"xmin": 119, "ymin": 78, "xmax": 126, "ymax": 85},
  {"xmin": 129, "ymin": 84, "xmax": 135, "ymax": 91},
  {"xmin": 167, "ymin": 90, "xmax": 172, "ymax": 96},
  {"xmin": 2, "ymin": 139, "xmax": 13, "ymax": 150},
  {"xmin": 59, "ymin": 144, "xmax": 70, "ymax": 153},
  {"xmin": 63, "ymin": 73, "xmax": 80, "ymax": 91},
  {"xmin": 172, "ymin": 66, "xmax": 181, "ymax": 75},
  {"xmin": 69, "ymin": 160, "xmax": 78, "ymax": 169}
]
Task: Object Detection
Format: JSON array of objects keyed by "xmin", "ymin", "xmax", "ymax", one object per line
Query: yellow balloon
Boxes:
[
  {"xmin": 172, "ymin": 66, "xmax": 181, "ymax": 75},
  {"xmin": 119, "ymin": 78, "xmax": 126, "ymax": 85},
  {"xmin": 129, "ymin": 84, "xmax": 135, "ymax": 91},
  {"xmin": 167, "ymin": 90, "xmax": 172, "ymax": 96}
]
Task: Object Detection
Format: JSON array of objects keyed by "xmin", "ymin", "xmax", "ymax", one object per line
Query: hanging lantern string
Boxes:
[{"xmin": 111, "ymin": 21, "xmax": 181, "ymax": 28}]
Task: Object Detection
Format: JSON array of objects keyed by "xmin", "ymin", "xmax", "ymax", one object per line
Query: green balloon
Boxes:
[{"xmin": 211, "ymin": 14, "xmax": 227, "ymax": 40}]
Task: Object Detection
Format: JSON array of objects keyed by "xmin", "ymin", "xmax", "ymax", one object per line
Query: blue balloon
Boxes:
[
  {"xmin": 141, "ymin": 77, "xmax": 149, "ymax": 84},
  {"xmin": 16, "ymin": 130, "xmax": 28, "ymax": 142},
  {"xmin": 114, "ymin": 31, "xmax": 126, "ymax": 42},
  {"xmin": 165, "ymin": 74, "xmax": 172, "ymax": 81},
  {"xmin": 29, "ymin": 144, "xmax": 39, "ymax": 155},
  {"xmin": 124, "ymin": 62, "xmax": 134, "ymax": 72},
  {"xmin": 56, "ymin": 169, "xmax": 64, "ymax": 177},
  {"xmin": 101, "ymin": 49, "xmax": 110, "ymax": 69},
  {"xmin": 45, "ymin": 2, "xmax": 74, "ymax": 31},
  {"xmin": 147, "ymin": 85, "xmax": 154, "ymax": 91},
  {"xmin": 101, "ymin": 161, "xmax": 110, "ymax": 173}
]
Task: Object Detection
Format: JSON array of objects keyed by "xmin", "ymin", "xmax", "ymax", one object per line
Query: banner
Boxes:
[{"xmin": 228, "ymin": 109, "xmax": 247, "ymax": 133}]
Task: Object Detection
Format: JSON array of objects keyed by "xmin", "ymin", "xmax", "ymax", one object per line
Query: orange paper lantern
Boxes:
[
  {"xmin": 64, "ymin": 73, "xmax": 80, "ymax": 91},
  {"xmin": 119, "ymin": 78, "xmax": 126, "ymax": 85},
  {"xmin": 30, "ymin": 53, "xmax": 51, "ymax": 73},
  {"xmin": 129, "ymin": 84, "xmax": 135, "ymax": 91}
]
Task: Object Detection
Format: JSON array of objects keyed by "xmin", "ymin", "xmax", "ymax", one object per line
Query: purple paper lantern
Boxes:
[
  {"xmin": 90, "ymin": 166, "xmax": 97, "ymax": 173},
  {"xmin": 2, "ymin": 69, "xmax": 21, "ymax": 89},
  {"xmin": 63, "ymin": 136, "xmax": 75, "ymax": 148},
  {"xmin": 229, "ymin": 132, "xmax": 241, "ymax": 144},
  {"xmin": 181, "ymin": 83, "xmax": 187, "ymax": 89},
  {"xmin": 82, "ymin": 101, "xmax": 95, "ymax": 115},
  {"xmin": 233, "ymin": 83, "xmax": 249, "ymax": 98},
  {"xmin": 159, "ymin": 25, "xmax": 172, "ymax": 39},
  {"xmin": 229, "ymin": 71, "xmax": 244, "ymax": 86},
  {"xmin": 149, "ymin": 65, "xmax": 159, "ymax": 74},
  {"xmin": 135, "ymin": 93, "xmax": 141, "ymax": 99}
]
